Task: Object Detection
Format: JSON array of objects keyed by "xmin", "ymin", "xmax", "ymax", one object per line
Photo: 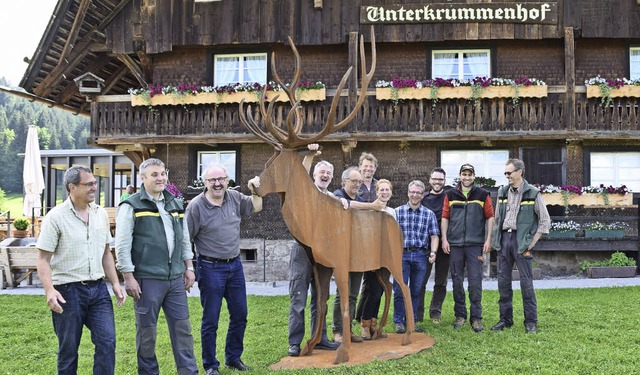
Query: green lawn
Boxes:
[
  {"xmin": 1, "ymin": 287, "xmax": 639, "ymax": 374},
  {"xmin": 0, "ymin": 192, "xmax": 24, "ymax": 218}
]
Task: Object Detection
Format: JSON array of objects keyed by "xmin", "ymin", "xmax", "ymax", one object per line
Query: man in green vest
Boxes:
[
  {"xmin": 490, "ymin": 158, "xmax": 550, "ymax": 334},
  {"xmin": 116, "ymin": 158, "xmax": 198, "ymax": 374}
]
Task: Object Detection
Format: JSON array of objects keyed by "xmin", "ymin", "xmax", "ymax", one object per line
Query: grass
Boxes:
[
  {"xmin": 1, "ymin": 287, "xmax": 640, "ymax": 374},
  {"xmin": 0, "ymin": 192, "xmax": 24, "ymax": 218}
]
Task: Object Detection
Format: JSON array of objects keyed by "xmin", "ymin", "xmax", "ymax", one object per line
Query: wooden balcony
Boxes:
[{"xmin": 91, "ymin": 87, "xmax": 640, "ymax": 145}]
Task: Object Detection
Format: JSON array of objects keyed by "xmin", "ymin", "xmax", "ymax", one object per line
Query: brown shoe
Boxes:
[
  {"xmin": 453, "ymin": 317, "xmax": 466, "ymax": 328},
  {"xmin": 471, "ymin": 320, "xmax": 484, "ymax": 332},
  {"xmin": 360, "ymin": 319, "xmax": 372, "ymax": 340}
]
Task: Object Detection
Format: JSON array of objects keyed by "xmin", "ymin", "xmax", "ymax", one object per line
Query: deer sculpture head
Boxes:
[{"xmin": 239, "ymin": 29, "xmax": 376, "ymax": 195}]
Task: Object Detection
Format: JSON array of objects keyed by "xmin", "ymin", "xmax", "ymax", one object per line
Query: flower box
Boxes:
[
  {"xmin": 375, "ymin": 85, "xmax": 547, "ymax": 101},
  {"xmin": 583, "ymin": 266, "xmax": 636, "ymax": 278},
  {"xmin": 542, "ymin": 193, "xmax": 633, "ymax": 207},
  {"xmin": 586, "ymin": 85, "xmax": 640, "ymax": 98},
  {"xmin": 584, "ymin": 229, "xmax": 625, "ymax": 239},
  {"xmin": 547, "ymin": 230, "xmax": 578, "ymax": 238},
  {"xmin": 131, "ymin": 88, "xmax": 326, "ymax": 107}
]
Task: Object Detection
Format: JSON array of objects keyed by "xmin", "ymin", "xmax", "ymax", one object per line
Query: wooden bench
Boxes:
[
  {"xmin": 0, "ymin": 246, "xmax": 39, "ymax": 289},
  {"xmin": 104, "ymin": 207, "xmax": 117, "ymax": 236}
]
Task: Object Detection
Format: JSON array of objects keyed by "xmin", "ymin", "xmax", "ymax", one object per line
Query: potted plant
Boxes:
[
  {"xmin": 535, "ymin": 183, "xmax": 632, "ymax": 215},
  {"xmin": 583, "ymin": 221, "xmax": 629, "ymax": 238},
  {"xmin": 12, "ymin": 217, "xmax": 31, "ymax": 238},
  {"xmin": 580, "ymin": 252, "xmax": 637, "ymax": 278},
  {"xmin": 548, "ymin": 220, "xmax": 581, "ymax": 238}
]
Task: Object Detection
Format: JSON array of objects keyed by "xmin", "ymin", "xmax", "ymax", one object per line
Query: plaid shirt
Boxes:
[{"xmin": 395, "ymin": 203, "xmax": 440, "ymax": 250}]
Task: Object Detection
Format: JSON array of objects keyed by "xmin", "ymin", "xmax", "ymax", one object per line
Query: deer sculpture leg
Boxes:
[
  {"xmin": 300, "ymin": 264, "xmax": 332, "ymax": 356},
  {"xmin": 372, "ymin": 268, "xmax": 392, "ymax": 339},
  {"xmin": 333, "ymin": 266, "xmax": 351, "ymax": 364}
]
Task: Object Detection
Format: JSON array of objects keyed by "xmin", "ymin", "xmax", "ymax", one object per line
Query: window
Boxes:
[
  {"xmin": 630, "ymin": 48, "xmax": 640, "ymax": 80},
  {"xmin": 432, "ymin": 49, "xmax": 491, "ymax": 80},
  {"xmin": 214, "ymin": 53, "xmax": 267, "ymax": 86},
  {"xmin": 590, "ymin": 152, "xmax": 640, "ymax": 191},
  {"xmin": 441, "ymin": 150, "xmax": 509, "ymax": 185},
  {"xmin": 198, "ymin": 151, "xmax": 237, "ymax": 182}
]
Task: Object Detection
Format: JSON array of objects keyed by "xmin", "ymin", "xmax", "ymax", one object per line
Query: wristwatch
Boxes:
[{"xmin": 186, "ymin": 267, "xmax": 195, "ymax": 272}]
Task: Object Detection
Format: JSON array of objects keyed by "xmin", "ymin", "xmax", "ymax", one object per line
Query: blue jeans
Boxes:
[
  {"xmin": 198, "ymin": 256, "xmax": 247, "ymax": 371},
  {"xmin": 52, "ymin": 279, "xmax": 115, "ymax": 375},
  {"xmin": 393, "ymin": 249, "xmax": 428, "ymax": 324}
]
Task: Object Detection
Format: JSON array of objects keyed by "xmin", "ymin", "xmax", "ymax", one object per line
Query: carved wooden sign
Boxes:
[
  {"xmin": 360, "ymin": 3, "xmax": 558, "ymax": 25},
  {"xmin": 238, "ymin": 29, "xmax": 414, "ymax": 364}
]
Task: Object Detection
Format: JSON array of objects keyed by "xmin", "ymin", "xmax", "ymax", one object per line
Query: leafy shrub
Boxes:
[{"xmin": 580, "ymin": 252, "xmax": 636, "ymax": 272}]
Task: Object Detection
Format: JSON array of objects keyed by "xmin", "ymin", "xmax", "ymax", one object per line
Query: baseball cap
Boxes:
[{"xmin": 459, "ymin": 163, "xmax": 475, "ymax": 174}]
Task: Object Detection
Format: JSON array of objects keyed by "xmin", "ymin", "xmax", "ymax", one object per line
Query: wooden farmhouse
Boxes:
[{"xmin": 16, "ymin": 0, "xmax": 640, "ymax": 277}]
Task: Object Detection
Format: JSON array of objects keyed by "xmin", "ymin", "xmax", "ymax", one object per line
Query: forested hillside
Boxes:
[{"xmin": 0, "ymin": 77, "xmax": 91, "ymax": 192}]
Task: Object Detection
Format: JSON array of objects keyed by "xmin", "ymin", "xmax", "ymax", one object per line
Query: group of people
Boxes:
[
  {"xmin": 36, "ymin": 158, "xmax": 261, "ymax": 375},
  {"xmin": 287, "ymin": 154, "xmax": 551, "ymax": 357},
  {"xmin": 35, "ymin": 151, "xmax": 550, "ymax": 374}
]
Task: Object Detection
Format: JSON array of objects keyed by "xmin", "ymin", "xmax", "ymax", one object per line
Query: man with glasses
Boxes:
[
  {"xmin": 331, "ymin": 166, "xmax": 384, "ymax": 343},
  {"xmin": 418, "ymin": 167, "xmax": 449, "ymax": 324},
  {"xmin": 490, "ymin": 159, "xmax": 550, "ymax": 334},
  {"xmin": 37, "ymin": 166, "xmax": 126, "ymax": 375},
  {"xmin": 185, "ymin": 164, "xmax": 261, "ymax": 375},
  {"xmin": 441, "ymin": 164, "xmax": 495, "ymax": 332},
  {"xmin": 393, "ymin": 180, "xmax": 440, "ymax": 334},
  {"xmin": 116, "ymin": 158, "xmax": 199, "ymax": 374}
]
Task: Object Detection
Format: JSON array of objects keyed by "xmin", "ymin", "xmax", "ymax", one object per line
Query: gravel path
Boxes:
[{"xmin": 2, "ymin": 275, "xmax": 639, "ymax": 297}]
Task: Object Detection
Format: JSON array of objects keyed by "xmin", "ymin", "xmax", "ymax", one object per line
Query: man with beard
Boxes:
[
  {"xmin": 116, "ymin": 158, "xmax": 199, "ymax": 374},
  {"xmin": 288, "ymin": 144, "xmax": 346, "ymax": 356},
  {"xmin": 393, "ymin": 180, "xmax": 439, "ymax": 334},
  {"xmin": 418, "ymin": 167, "xmax": 449, "ymax": 324},
  {"xmin": 37, "ymin": 166, "xmax": 126, "ymax": 375},
  {"xmin": 490, "ymin": 159, "xmax": 550, "ymax": 334},
  {"xmin": 441, "ymin": 164, "xmax": 495, "ymax": 332},
  {"xmin": 332, "ymin": 166, "xmax": 384, "ymax": 343},
  {"xmin": 185, "ymin": 164, "xmax": 261, "ymax": 374}
]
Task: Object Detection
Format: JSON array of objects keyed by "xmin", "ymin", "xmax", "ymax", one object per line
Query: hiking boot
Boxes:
[
  {"xmin": 395, "ymin": 323, "xmax": 406, "ymax": 333},
  {"xmin": 431, "ymin": 315, "xmax": 441, "ymax": 324},
  {"xmin": 453, "ymin": 317, "xmax": 466, "ymax": 328},
  {"xmin": 471, "ymin": 320, "xmax": 484, "ymax": 332},
  {"xmin": 360, "ymin": 319, "xmax": 372, "ymax": 340},
  {"xmin": 333, "ymin": 332, "xmax": 343, "ymax": 343},
  {"xmin": 490, "ymin": 321, "xmax": 513, "ymax": 331},
  {"xmin": 525, "ymin": 323, "xmax": 538, "ymax": 334}
]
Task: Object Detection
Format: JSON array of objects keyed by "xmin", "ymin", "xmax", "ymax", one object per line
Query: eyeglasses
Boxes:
[
  {"xmin": 347, "ymin": 179, "xmax": 363, "ymax": 185},
  {"xmin": 206, "ymin": 177, "xmax": 228, "ymax": 184},
  {"xmin": 504, "ymin": 170, "xmax": 519, "ymax": 176},
  {"xmin": 409, "ymin": 190, "xmax": 424, "ymax": 195},
  {"xmin": 77, "ymin": 181, "xmax": 97, "ymax": 188}
]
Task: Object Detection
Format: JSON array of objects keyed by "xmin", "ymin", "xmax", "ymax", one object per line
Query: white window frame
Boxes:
[
  {"xmin": 440, "ymin": 150, "xmax": 509, "ymax": 186},
  {"xmin": 213, "ymin": 53, "xmax": 267, "ymax": 86},
  {"xmin": 198, "ymin": 151, "xmax": 237, "ymax": 183},
  {"xmin": 432, "ymin": 49, "xmax": 491, "ymax": 80},
  {"xmin": 630, "ymin": 47, "xmax": 640, "ymax": 80},
  {"xmin": 590, "ymin": 152, "xmax": 640, "ymax": 192}
]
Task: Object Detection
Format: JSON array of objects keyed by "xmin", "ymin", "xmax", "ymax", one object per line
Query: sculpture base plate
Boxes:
[{"xmin": 270, "ymin": 332, "xmax": 435, "ymax": 370}]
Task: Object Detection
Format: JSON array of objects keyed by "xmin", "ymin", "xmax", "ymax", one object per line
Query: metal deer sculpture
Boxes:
[{"xmin": 238, "ymin": 30, "xmax": 414, "ymax": 364}]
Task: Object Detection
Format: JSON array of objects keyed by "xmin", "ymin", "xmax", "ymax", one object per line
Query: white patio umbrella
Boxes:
[{"xmin": 22, "ymin": 125, "xmax": 45, "ymax": 218}]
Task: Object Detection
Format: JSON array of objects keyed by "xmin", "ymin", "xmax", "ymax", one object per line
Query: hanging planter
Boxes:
[
  {"xmin": 375, "ymin": 85, "xmax": 547, "ymax": 100},
  {"xmin": 542, "ymin": 192, "xmax": 632, "ymax": 207},
  {"xmin": 129, "ymin": 82, "xmax": 326, "ymax": 107}
]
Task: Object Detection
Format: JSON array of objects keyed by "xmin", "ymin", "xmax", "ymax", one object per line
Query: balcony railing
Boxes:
[{"xmin": 92, "ymin": 88, "xmax": 640, "ymax": 142}]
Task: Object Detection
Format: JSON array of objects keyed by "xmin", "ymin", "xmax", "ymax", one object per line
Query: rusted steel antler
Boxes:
[{"xmin": 239, "ymin": 27, "xmax": 376, "ymax": 150}]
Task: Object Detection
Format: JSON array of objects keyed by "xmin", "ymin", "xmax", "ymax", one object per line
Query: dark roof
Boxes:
[{"xmin": 20, "ymin": 0, "xmax": 138, "ymax": 114}]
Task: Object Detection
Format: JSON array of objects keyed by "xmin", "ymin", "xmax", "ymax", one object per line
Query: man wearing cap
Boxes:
[
  {"xmin": 490, "ymin": 158, "xmax": 550, "ymax": 334},
  {"xmin": 441, "ymin": 163, "xmax": 494, "ymax": 332}
]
